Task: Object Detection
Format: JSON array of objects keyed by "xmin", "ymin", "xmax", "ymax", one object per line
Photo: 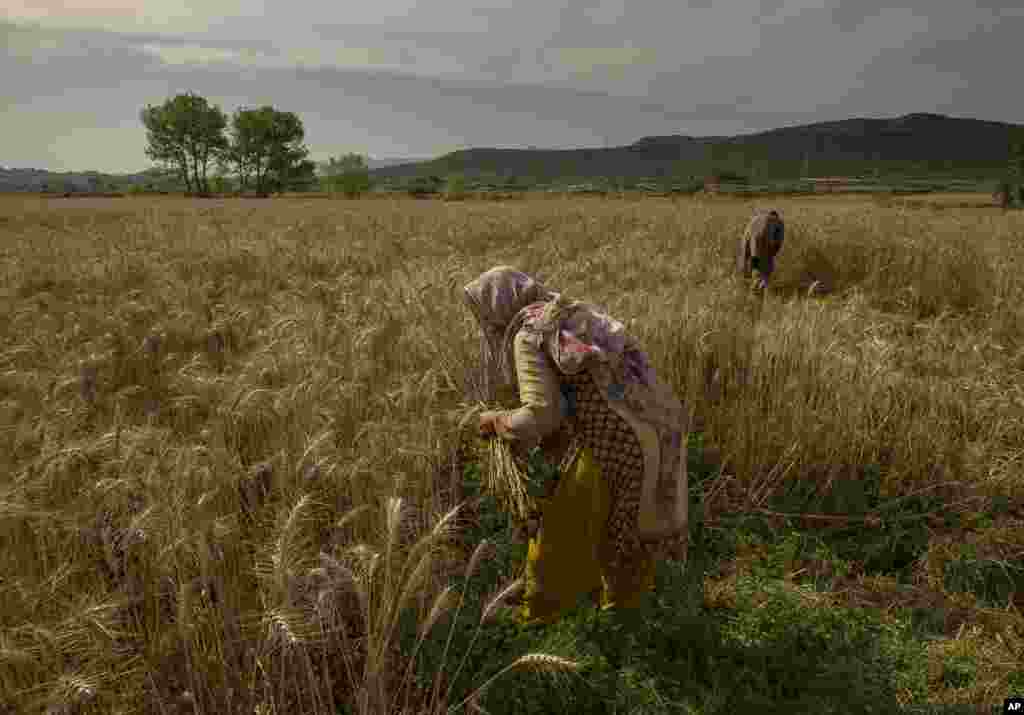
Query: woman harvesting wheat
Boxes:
[
  {"xmin": 463, "ymin": 266, "xmax": 688, "ymax": 625},
  {"xmin": 738, "ymin": 208, "xmax": 785, "ymax": 292}
]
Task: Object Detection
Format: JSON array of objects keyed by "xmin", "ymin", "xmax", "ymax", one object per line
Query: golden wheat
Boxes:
[
  {"xmin": 453, "ymin": 652, "xmax": 582, "ymax": 714},
  {"xmin": 482, "ymin": 437, "xmax": 534, "ymax": 524},
  {"xmin": 1, "ymin": 193, "xmax": 1022, "ymax": 713}
]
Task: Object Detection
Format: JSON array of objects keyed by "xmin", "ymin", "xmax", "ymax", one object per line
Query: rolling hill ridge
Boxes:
[{"xmin": 371, "ymin": 113, "xmax": 1022, "ymax": 184}]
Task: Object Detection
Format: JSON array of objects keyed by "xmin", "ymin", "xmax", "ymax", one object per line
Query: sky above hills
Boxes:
[{"xmin": 3, "ymin": 1, "xmax": 1023, "ymax": 174}]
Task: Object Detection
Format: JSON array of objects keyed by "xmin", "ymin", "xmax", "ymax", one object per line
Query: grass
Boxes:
[{"xmin": 0, "ymin": 192, "xmax": 1022, "ymax": 714}]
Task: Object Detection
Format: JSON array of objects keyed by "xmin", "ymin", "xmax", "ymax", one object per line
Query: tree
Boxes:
[
  {"xmin": 504, "ymin": 175, "xmax": 527, "ymax": 191},
  {"xmin": 1006, "ymin": 127, "xmax": 1024, "ymax": 208},
  {"xmin": 288, "ymin": 159, "xmax": 318, "ymax": 192},
  {"xmin": 210, "ymin": 174, "xmax": 229, "ymax": 195},
  {"xmin": 218, "ymin": 141, "xmax": 248, "ymax": 194},
  {"xmin": 267, "ymin": 149, "xmax": 316, "ymax": 193},
  {"xmin": 443, "ymin": 172, "xmax": 468, "ymax": 200},
  {"xmin": 140, "ymin": 93, "xmax": 228, "ymax": 195},
  {"xmin": 324, "ymin": 153, "xmax": 373, "ymax": 197},
  {"xmin": 225, "ymin": 107, "xmax": 312, "ymax": 195}
]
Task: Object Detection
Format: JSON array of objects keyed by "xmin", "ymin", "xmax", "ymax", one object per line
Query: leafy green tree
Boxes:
[
  {"xmin": 324, "ymin": 153, "xmax": 373, "ymax": 197},
  {"xmin": 140, "ymin": 93, "xmax": 228, "ymax": 195},
  {"xmin": 210, "ymin": 174, "xmax": 230, "ymax": 194},
  {"xmin": 225, "ymin": 107, "xmax": 312, "ymax": 195},
  {"xmin": 1007, "ymin": 127, "xmax": 1024, "ymax": 208},
  {"xmin": 443, "ymin": 172, "xmax": 468, "ymax": 200},
  {"xmin": 218, "ymin": 142, "xmax": 246, "ymax": 192},
  {"xmin": 268, "ymin": 150, "xmax": 316, "ymax": 193}
]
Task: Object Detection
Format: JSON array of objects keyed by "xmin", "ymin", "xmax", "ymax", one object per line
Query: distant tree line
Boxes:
[
  {"xmin": 140, "ymin": 93, "xmax": 316, "ymax": 196},
  {"xmin": 998, "ymin": 128, "xmax": 1024, "ymax": 209},
  {"xmin": 137, "ymin": 97, "xmax": 1024, "ymax": 203},
  {"xmin": 321, "ymin": 154, "xmax": 373, "ymax": 197}
]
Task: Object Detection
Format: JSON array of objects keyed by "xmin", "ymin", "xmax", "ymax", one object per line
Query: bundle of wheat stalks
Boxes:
[
  {"xmin": 456, "ymin": 403, "xmax": 538, "ymax": 526},
  {"xmin": 483, "ymin": 436, "xmax": 534, "ymax": 524}
]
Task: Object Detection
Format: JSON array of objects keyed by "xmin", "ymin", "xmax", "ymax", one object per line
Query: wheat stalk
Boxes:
[
  {"xmin": 433, "ymin": 577, "xmax": 525, "ymax": 712},
  {"xmin": 482, "ymin": 438, "xmax": 533, "ymax": 524},
  {"xmin": 449, "ymin": 653, "xmax": 581, "ymax": 714},
  {"xmin": 453, "ymin": 402, "xmax": 537, "ymax": 523},
  {"xmin": 480, "ymin": 579, "xmax": 525, "ymax": 626}
]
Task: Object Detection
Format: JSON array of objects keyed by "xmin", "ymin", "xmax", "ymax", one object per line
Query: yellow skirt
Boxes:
[{"xmin": 518, "ymin": 446, "xmax": 657, "ymax": 625}]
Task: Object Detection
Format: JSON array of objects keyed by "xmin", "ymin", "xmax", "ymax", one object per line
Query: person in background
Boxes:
[
  {"xmin": 739, "ymin": 209, "xmax": 785, "ymax": 292},
  {"xmin": 464, "ymin": 266, "xmax": 688, "ymax": 626}
]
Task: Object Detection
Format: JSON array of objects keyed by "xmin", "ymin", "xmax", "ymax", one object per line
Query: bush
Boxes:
[
  {"xmin": 406, "ymin": 175, "xmax": 444, "ymax": 198},
  {"xmin": 324, "ymin": 153, "xmax": 375, "ymax": 198},
  {"xmin": 444, "ymin": 173, "xmax": 469, "ymax": 201},
  {"xmin": 709, "ymin": 169, "xmax": 750, "ymax": 184},
  {"xmin": 329, "ymin": 171, "xmax": 372, "ymax": 198}
]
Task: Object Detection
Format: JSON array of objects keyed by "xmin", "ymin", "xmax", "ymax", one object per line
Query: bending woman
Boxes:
[{"xmin": 464, "ymin": 266, "xmax": 688, "ymax": 625}]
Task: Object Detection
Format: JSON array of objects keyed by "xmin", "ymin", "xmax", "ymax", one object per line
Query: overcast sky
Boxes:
[{"xmin": 3, "ymin": 1, "xmax": 1022, "ymax": 173}]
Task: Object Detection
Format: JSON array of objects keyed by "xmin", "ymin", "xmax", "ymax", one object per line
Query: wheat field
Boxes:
[{"xmin": 1, "ymin": 193, "xmax": 1022, "ymax": 714}]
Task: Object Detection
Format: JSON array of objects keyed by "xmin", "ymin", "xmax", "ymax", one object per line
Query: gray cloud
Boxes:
[
  {"xmin": 902, "ymin": 18, "xmax": 1024, "ymax": 74},
  {"xmin": 826, "ymin": 1, "xmax": 898, "ymax": 32},
  {"xmin": 3, "ymin": 0, "xmax": 1023, "ymax": 173}
]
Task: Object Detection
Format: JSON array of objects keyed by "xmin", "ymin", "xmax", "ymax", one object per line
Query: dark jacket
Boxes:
[{"xmin": 739, "ymin": 211, "xmax": 784, "ymax": 273}]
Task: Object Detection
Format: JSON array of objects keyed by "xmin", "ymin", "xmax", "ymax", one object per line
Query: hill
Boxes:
[
  {"xmin": 0, "ymin": 167, "xmax": 158, "ymax": 193},
  {"xmin": 315, "ymin": 157, "xmax": 432, "ymax": 174},
  {"xmin": 371, "ymin": 113, "xmax": 1022, "ymax": 184}
]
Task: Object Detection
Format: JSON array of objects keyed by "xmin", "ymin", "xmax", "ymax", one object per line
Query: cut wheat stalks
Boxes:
[
  {"xmin": 454, "ymin": 402, "xmax": 538, "ymax": 524},
  {"xmin": 483, "ymin": 437, "xmax": 534, "ymax": 524}
]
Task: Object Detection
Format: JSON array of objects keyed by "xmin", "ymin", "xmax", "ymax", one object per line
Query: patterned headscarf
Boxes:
[
  {"xmin": 524, "ymin": 296, "xmax": 654, "ymax": 386},
  {"xmin": 463, "ymin": 266, "xmax": 557, "ymax": 401}
]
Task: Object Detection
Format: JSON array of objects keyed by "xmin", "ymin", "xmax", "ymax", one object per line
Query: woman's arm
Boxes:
[{"xmin": 484, "ymin": 330, "xmax": 564, "ymax": 446}]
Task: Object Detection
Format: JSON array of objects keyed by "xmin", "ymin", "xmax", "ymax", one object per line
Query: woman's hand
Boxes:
[{"xmin": 479, "ymin": 411, "xmax": 503, "ymax": 437}]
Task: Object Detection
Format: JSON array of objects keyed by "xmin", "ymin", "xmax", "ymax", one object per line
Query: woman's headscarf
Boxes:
[{"xmin": 463, "ymin": 266, "xmax": 557, "ymax": 401}]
